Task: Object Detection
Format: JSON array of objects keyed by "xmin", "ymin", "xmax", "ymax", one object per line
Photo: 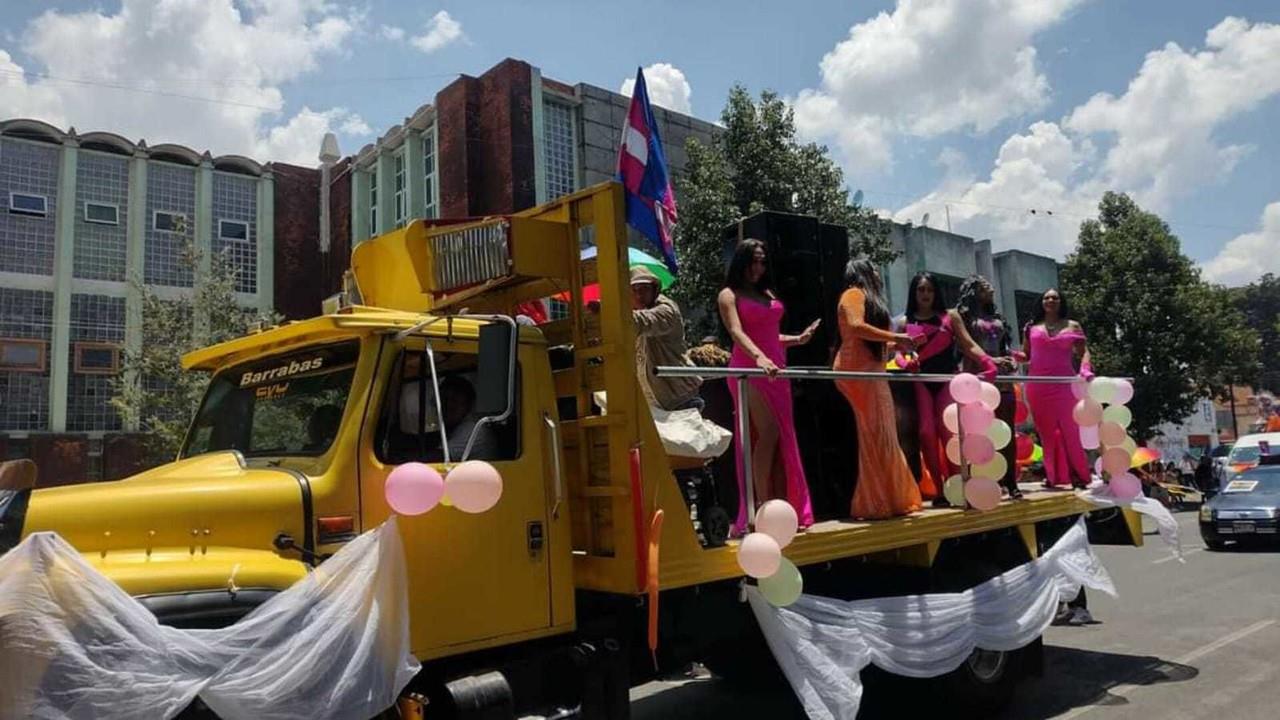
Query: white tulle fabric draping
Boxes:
[
  {"xmin": 1081, "ymin": 485, "xmax": 1182, "ymax": 560},
  {"xmin": 0, "ymin": 519, "xmax": 419, "ymax": 720},
  {"xmin": 747, "ymin": 518, "xmax": 1114, "ymax": 720}
]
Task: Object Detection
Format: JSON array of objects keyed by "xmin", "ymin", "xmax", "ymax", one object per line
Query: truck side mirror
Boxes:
[{"xmin": 475, "ymin": 321, "xmax": 515, "ymax": 417}]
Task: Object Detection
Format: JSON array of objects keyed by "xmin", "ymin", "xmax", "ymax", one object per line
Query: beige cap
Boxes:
[{"xmin": 630, "ymin": 266, "xmax": 661, "ymax": 287}]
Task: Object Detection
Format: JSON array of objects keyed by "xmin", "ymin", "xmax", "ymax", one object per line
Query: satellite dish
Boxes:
[
  {"xmin": 852, "ymin": 189, "xmax": 864, "ymax": 206},
  {"xmin": 921, "ymin": 212, "xmax": 931, "ymax": 228}
]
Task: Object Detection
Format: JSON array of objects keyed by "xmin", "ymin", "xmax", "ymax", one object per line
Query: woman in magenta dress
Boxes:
[
  {"xmin": 1022, "ymin": 288, "xmax": 1094, "ymax": 489},
  {"xmin": 717, "ymin": 239, "xmax": 818, "ymax": 535}
]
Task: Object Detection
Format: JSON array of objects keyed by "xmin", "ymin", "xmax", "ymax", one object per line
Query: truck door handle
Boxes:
[{"xmin": 543, "ymin": 413, "xmax": 564, "ymax": 519}]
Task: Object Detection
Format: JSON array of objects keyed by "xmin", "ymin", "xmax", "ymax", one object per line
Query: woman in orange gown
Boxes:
[{"xmin": 835, "ymin": 259, "xmax": 924, "ymax": 520}]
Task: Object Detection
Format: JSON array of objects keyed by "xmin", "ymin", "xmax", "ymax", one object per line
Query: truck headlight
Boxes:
[{"xmin": 1199, "ymin": 505, "xmax": 1213, "ymax": 522}]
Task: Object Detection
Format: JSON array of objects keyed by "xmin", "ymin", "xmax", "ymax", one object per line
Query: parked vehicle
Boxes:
[
  {"xmin": 1200, "ymin": 455, "xmax": 1280, "ymax": 550},
  {"xmin": 1218, "ymin": 433, "xmax": 1280, "ymax": 490}
]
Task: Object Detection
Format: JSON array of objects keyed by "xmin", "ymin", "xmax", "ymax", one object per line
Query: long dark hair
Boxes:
[
  {"xmin": 905, "ymin": 272, "xmax": 947, "ymax": 318},
  {"xmin": 724, "ymin": 238, "xmax": 770, "ymax": 292},
  {"xmin": 1022, "ymin": 287, "xmax": 1070, "ymax": 343},
  {"xmin": 1030, "ymin": 287, "xmax": 1070, "ymax": 324},
  {"xmin": 844, "ymin": 258, "xmax": 889, "ymax": 354}
]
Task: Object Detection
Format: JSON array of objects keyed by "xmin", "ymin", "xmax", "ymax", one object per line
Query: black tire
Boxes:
[{"xmin": 936, "ymin": 644, "xmax": 1025, "ymax": 718}]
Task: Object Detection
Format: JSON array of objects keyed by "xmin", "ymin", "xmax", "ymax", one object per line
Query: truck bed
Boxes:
[{"xmin": 658, "ymin": 485, "xmax": 1105, "ymax": 589}]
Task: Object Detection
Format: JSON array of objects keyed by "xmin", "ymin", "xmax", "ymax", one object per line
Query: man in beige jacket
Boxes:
[{"xmin": 630, "ymin": 266, "xmax": 703, "ymax": 412}]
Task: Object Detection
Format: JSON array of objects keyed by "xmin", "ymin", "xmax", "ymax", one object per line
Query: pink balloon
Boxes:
[
  {"xmin": 1070, "ymin": 378, "xmax": 1089, "ymax": 400},
  {"xmin": 963, "ymin": 434, "xmax": 996, "ymax": 465},
  {"xmin": 1072, "ymin": 398, "xmax": 1104, "ymax": 426},
  {"xmin": 1101, "ymin": 447, "xmax": 1131, "ymax": 477},
  {"xmin": 385, "ymin": 462, "xmax": 445, "ymax": 516},
  {"xmin": 979, "ymin": 382, "xmax": 1001, "ymax": 411},
  {"xmin": 1079, "ymin": 424, "xmax": 1100, "ymax": 450},
  {"xmin": 1110, "ymin": 472, "xmax": 1142, "ymax": 500},
  {"xmin": 738, "ymin": 532, "xmax": 781, "ymax": 578},
  {"xmin": 755, "ymin": 499, "xmax": 799, "ymax": 549},
  {"xmin": 949, "ymin": 373, "xmax": 982, "ymax": 405},
  {"xmin": 1112, "ymin": 378, "xmax": 1134, "ymax": 405},
  {"xmin": 445, "ymin": 460, "xmax": 504, "ymax": 514},
  {"xmin": 965, "ymin": 478, "xmax": 1002, "ymax": 511},
  {"xmin": 946, "ymin": 437, "xmax": 962, "ymax": 465},
  {"xmin": 1098, "ymin": 422, "xmax": 1127, "ymax": 448},
  {"xmin": 960, "ymin": 402, "xmax": 995, "ymax": 433}
]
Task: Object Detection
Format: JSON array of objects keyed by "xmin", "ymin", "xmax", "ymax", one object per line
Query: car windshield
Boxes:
[
  {"xmin": 1211, "ymin": 445, "xmax": 1232, "ymax": 458},
  {"xmin": 182, "ymin": 341, "xmax": 359, "ymax": 459},
  {"xmin": 1228, "ymin": 446, "xmax": 1263, "ymax": 463},
  {"xmin": 1222, "ymin": 472, "xmax": 1280, "ymax": 494}
]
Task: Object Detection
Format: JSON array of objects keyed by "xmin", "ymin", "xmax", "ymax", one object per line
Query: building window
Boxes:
[
  {"xmin": 369, "ymin": 169, "xmax": 378, "ymax": 236},
  {"xmin": 211, "ymin": 174, "xmax": 258, "ymax": 294},
  {"xmin": 153, "ymin": 210, "xmax": 188, "ymax": 233},
  {"xmin": 83, "ymin": 201, "xmax": 119, "ymax": 225},
  {"xmin": 393, "ymin": 152, "xmax": 407, "ymax": 227},
  {"xmin": 0, "ymin": 338, "xmax": 46, "ymax": 372},
  {"xmin": 543, "ymin": 101, "xmax": 577, "ymax": 200},
  {"xmin": 8, "ymin": 192, "xmax": 48, "ymax": 217},
  {"xmin": 423, "ymin": 132, "xmax": 437, "ymax": 219},
  {"xmin": 219, "ymin": 219, "xmax": 249, "ymax": 242},
  {"xmin": 74, "ymin": 341, "xmax": 121, "ymax": 374}
]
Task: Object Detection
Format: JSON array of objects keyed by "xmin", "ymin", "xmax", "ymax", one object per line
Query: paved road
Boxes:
[{"xmin": 631, "ymin": 510, "xmax": 1280, "ymax": 719}]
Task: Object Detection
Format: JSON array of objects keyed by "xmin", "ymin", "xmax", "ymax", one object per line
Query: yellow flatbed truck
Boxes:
[{"xmin": 0, "ymin": 182, "xmax": 1137, "ymax": 718}]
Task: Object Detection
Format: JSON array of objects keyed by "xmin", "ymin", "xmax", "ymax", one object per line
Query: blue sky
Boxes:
[{"xmin": 2, "ymin": 1, "xmax": 1278, "ymax": 284}]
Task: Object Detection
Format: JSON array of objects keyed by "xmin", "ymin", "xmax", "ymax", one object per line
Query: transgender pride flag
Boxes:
[{"xmin": 617, "ymin": 67, "xmax": 679, "ymax": 274}]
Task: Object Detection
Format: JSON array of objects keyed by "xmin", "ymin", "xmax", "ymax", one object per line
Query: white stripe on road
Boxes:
[
  {"xmin": 1153, "ymin": 547, "xmax": 1203, "ymax": 564},
  {"xmin": 1173, "ymin": 619, "xmax": 1277, "ymax": 665},
  {"xmin": 1053, "ymin": 619, "xmax": 1278, "ymax": 719}
]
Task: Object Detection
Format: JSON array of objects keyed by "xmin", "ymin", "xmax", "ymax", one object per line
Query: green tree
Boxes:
[
  {"xmin": 672, "ymin": 85, "xmax": 895, "ymax": 339},
  {"xmin": 112, "ymin": 245, "xmax": 279, "ymax": 466},
  {"xmin": 1225, "ymin": 273, "xmax": 1280, "ymax": 393},
  {"xmin": 1060, "ymin": 192, "xmax": 1260, "ymax": 440}
]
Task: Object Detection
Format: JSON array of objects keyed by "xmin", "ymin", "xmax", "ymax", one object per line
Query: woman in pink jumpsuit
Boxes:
[
  {"xmin": 1022, "ymin": 288, "xmax": 1094, "ymax": 489},
  {"xmin": 718, "ymin": 239, "xmax": 818, "ymax": 536}
]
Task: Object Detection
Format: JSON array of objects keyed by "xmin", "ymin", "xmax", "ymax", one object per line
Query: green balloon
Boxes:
[
  {"xmin": 944, "ymin": 475, "xmax": 967, "ymax": 506},
  {"xmin": 759, "ymin": 557, "xmax": 803, "ymax": 607},
  {"xmin": 1102, "ymin": 404, "xmax": 1132, "ymax": 428},
  {"xmin": 1121, "ymin": 436, "xmax": 1137, "ymax": 456},
  {"xmin": 986, "ymin": 419, "xmax": 1012, "ymax": 450},
  {"xmin": 973, "ymin": 453, "xmax": 1008, "ymax": 481},
  {"xmin": 1088, "ymin": 377, "xmax": 1116, "ymax": 404}
]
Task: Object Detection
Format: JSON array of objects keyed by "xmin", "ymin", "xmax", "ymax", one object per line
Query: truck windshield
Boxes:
[{"xmin": 182, "ymin": 341, "xmax": 359, "ymax": 459}]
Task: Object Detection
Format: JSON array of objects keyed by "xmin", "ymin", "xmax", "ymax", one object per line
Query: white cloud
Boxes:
[
  {"xmin": 895, "ymin": 121, "xmax": 1100, "ymax": 255},
  {"xmin": 410, "ymin": 11, "xmax": 463, "ymax": 54},
  {"xmin": 1064, "ymin": 16, "xmax": 1280, "ymax": 209},
  {"xmin": 0, "ymin": 0, "xmax": 372, "ymax": 165},
  {"xmin": 380, "ymin": 25, "xmax": 405, "ymax": 42},
  {"xmin": 619, "ymin": 62, "xmax": 693, "ymax": 115},
  {"xmin": 896, "ymin": 16, "xmax": 1280, "ymax": 257},
  {"xmin": 793, "ymin": 0, "xmax": 1086, "ymax": 174},
  {"xmin": 1202, "ymin": 201, "xmax": 1280, "ymax": 286}
]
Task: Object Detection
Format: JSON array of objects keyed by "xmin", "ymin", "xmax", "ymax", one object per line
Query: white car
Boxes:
[{"xmin": 1220, "ymin": 432, "xmax": 1280, "ymax": 489}]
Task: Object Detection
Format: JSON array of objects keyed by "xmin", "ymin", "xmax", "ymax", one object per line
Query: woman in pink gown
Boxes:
[
  {"xmin": 717, "ymin": 239, "xmax": 818, "ymax": 536},
  {"xmin": 1022, "ymin": 288, "xmax": 1094, "ymax": 489}
]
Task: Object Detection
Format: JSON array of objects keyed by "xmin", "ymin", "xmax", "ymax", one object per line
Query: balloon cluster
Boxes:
[
  {"xmin": 384, "ymin": 460, "xmax": 504, "ymax": 516},
  {"xmin": 941, "ymin": 373, "xmax": 1011, "ymax": 511},
  {"xmin": 736, "ymin": 500, "xmax": 804, "ymax": 607},
  {"xmin": 1072, "ymin": 377, "xmax": 1140, "ymax": 499}
]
